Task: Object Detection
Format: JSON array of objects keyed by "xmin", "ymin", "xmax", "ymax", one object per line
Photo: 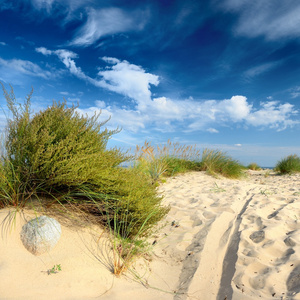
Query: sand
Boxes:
[{"xmin": 0, "ymin": 170, "xmax": 300, "ymax": 300}]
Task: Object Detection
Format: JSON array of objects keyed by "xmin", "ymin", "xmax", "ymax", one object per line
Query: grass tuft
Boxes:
[{"xmin": 274, "ymin": 154, "xmax": 300, "ymax": 174}]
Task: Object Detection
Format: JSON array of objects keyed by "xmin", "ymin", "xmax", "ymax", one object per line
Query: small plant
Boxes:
[
  {"xmin": 210, "ymin": 183, "xmax": 226, "ymax": 193},
  {"xmin": 47, "ymin": 264, "xmax": 62, "ymax": 275},
  {"xmin": 260, "ymin": 189, "xmax": 272, "ymax": 196},
  {"xmin": 107, "ymin": 209, "xmax": 157, "ymax": 277},
  {"xmin": 275, "ymin": 154, "xmax": 300, "ymax": 174}
]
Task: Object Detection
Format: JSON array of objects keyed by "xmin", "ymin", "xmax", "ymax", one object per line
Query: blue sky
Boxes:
[{"xmin": 1, "ymin": 0, "xmax": 300, "ymax": 167}]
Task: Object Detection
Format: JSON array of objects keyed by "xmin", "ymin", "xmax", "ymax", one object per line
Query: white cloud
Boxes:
[
  {"xmin": 0, "ymin": 42, "xmax": 7, "ymax": 46},
  {"xmin": 28, "ymin": 0, "xmax": 92, "ymax": 15},
  {"xmin": 36, "ymin": 46, "xmax": 52, "ymax": 56},
  {"xmin": 0, "ymin": 57, "xmax": 53, "ymax": 80},
  {"xmin": 91, "ymin": 58, "xmax": 159, "ymax": 109},
  {"xmin": 244, "ymin": 61, "xmax": 281, "ymax": 79},
  {"xmin": 70, "ymin": 7, "xmax": 146, "ymax": 47},
  {"xmin": 30, "ymin": 0, "xmax": 55, "ymax": 12},
  {"xmin": 207, "ymin": 128, "xmax": 219, "ymax": 133},
  {"xmin": 36, "ymin": 47, "xmax": 87, "ymax": 80},
  {"xmin": 289, "ymin": 86, "xmax": 300, "ymax": 98},
  {"xmin": 221, "ymin": 0, "xmax": 300, "ymax": 41},
  {"xmin": 218, "ymin": 95, "xmax": 251, "ymax": 121},
  {"xmin": 247, "ymin": 101, "xmax": 298, "ymax": 130},
  {"xmin": 35, "ymin": 47, "xmax": 299, "ymax": 133}
]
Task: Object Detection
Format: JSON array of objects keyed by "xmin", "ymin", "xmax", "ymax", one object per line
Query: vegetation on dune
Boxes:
[
  {"xmin": 0, "ymin": 85, "xmax": 169, "ymax": 275},
  {"xmin": 274, "ymin": 154, "xmax": 300, "ymax": 174},
  {"xmin": 199, "ymin": 148, "xmax": 244, "ymax": 179},
  {"xmin": 247, "ymin": 162, "xmax": 262, "ymax": 171},
  {"xmin": 134, "ymin": 141, "xmax": 245, "ymax": 182},
  {"xmin": 134, "ymin": 140, "xmax": 202, "ymax": 183}
]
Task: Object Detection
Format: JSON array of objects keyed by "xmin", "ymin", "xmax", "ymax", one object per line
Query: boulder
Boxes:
[{"xmin": 20, "ymin": 216, "xmax": 61, "ymax": 256}]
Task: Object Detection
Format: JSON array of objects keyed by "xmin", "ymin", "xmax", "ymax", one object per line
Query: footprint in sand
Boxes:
[
  {"xmin": 249, "ymin": 230, "xmax": 265, "ymax": 243},
  {"xmin": 249, "ymin": 275, "xmax": 266, "ymax": 290},
  {"xmin": 287, "ymin": 265, "xmax": 300, "ymax": 296},
  {"xmin": 202, "ymin": 211, "xmax": 215, "ymax": 219},
  {"xmin": 284, "ymin": 236, "xmax": 297, "ymax": 247}
]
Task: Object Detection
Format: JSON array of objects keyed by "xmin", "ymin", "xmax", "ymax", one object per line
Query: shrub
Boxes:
[
  {"xmin": 274, "ymin": 154, "xmax": 300, "ymax": 174},
  {"xmin": 0, "ymin": 85, "xmax": 169, "ymax": 240}
]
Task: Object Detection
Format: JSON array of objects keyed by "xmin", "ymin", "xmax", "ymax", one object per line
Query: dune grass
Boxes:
[
  {"xmin": 199, "ymin": 148, "xmax": 244, "ymax": 178},
  {"xmin": 134, "ymin": 140, "xmax": 202, "ymax": 183},
  {"xmin": 247, "ymin": 163, "xmax": 262, "ymax": 171},
  {"xmin": 274, "ymin": 154, "xmax": 300, "ymax": 174},
  {"xmin": 134, "ymin": 141, "xmax": 244, "ymax": 182}
]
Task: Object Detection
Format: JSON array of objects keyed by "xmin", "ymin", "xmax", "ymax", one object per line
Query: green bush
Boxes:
[
  {"xmin": 0, "ymin": 85, "xmax": 169, "ymax": 238},
  {"xmin": 274, "ymin": 154, "xmax": 300, "ymax": 174}
]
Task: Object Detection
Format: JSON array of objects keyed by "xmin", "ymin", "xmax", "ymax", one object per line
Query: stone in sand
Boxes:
[
  {"xmin": 20, "ymin": 216, "xmax": 61, "ymax": 256},
  {"xmin": 249, "ymin": 230, "xmax": 265, "ymax": 243}
]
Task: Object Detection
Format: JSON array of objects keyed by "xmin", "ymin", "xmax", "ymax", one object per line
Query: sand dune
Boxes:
[{"xmin": 0, "ymin": 170, "xmax": 299, "ymax": 299}]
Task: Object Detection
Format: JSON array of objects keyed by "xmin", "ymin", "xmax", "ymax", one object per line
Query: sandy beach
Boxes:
[{"xmin": 0, "ymin": 170, "xmax": 300, "ymax": 300}]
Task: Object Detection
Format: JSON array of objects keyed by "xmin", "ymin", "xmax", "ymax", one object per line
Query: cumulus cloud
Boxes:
[
  {"xmin": 91, "ymin": 58, "xmax": 159, "ymax": 109},
  {"xmin": 221, "ymin": 0, "xmax": 300, "ymax": 41},
  {"xmin": 246, "ymin": 101, "xmax": 298, "ymax": 130},
  {"xmin": 70, "ymin": 7, "xmax": 146, "ymax": 47}
]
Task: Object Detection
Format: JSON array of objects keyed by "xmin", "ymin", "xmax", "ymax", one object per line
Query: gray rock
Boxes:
[
  {"xmin": 20, "ymin": 216, "xmax": 61, "ymax": 256},
  {"xmin": 249, "ymin": 230, "xmax": 265, "ymax": 243}
]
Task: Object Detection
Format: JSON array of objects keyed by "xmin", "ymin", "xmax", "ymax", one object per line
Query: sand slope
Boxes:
[{"xmin": 0, "ymin": 170, "xmax": 300, "ymax": 299}]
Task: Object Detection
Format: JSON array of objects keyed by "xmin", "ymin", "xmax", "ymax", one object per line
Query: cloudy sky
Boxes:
[{"xmin": 1, "ymin": 0, "xmax": 300, "ymax": 166}]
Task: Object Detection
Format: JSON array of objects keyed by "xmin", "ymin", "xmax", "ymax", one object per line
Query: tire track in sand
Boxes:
[
  {"xmin": 216, "ymin": 191, "xmax": 256, "ymax": 300},
  {"xmin": 173, "ymin": 182, "xmax": 259, "ymax": 300}
]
